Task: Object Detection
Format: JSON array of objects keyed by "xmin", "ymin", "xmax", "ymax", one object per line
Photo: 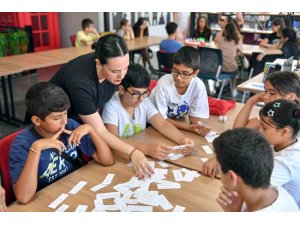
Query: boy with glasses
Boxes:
[
  {"xmin": 102, "ymin": 64, "xmax": 195, "ymax": 161},
  {"xmin": 150, "ymin": 46, "xmax": 211, "ymax": 136}
]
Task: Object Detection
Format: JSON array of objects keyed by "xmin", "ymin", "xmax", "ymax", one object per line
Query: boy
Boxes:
[
  {"xmin": 160, "ymin": 22, "xmax": 182, "ymax": 53},
  {"xmin": 9, "ymin": 82, "xmax": 113, "ymax": 204},
  {"xmin": 213, "ymin": 128, "xmax": 299, "ymax": 212},
  {"xmin": 75, "ymin": 18, "xmax": 100, "ymax": 47},
  {"xmin": 150, "ymin": 46, "xmax": 211, "ymax": 136},
  {"xmin": 102, "ymin": 64, "xmax": 195, "ymax": 161}
]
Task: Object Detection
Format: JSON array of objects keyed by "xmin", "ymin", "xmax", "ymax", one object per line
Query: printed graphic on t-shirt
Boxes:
[
  {"xmin": 121, "ymin": 124, "xmax": 143, "ymax": 138},
  {"xmin": 167, "ymin": 101, "xmax": 189, "ymax": 119},
  {"xmin": 39, "ymin": 144, "xmax": 78, "ymax": 184}
]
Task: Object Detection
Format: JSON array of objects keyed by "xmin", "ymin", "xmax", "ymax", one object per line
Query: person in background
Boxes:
[
  {"xmin": 116, "ymin": 18, "xmax": 135, "ymax": 41},
  {"xmin": 218, "ymin": 12, "xmax": 244, "ymax": 28},
  {"xmin": 257, "ymin": 27, "xmax": 300, "ymax": 61},
  {"xmin": 103, "ymin": 64, "xmax": 195, "ymax": 161},
  {"xmin": 0, "ymin": 185, "xmax": 7, "ymax": 212},
  {"xmin": 214, "ymin": 128, "xmax": 299, "ymax": 212},
  {"xmin": 192, "ymin": 16, "xmax": 212, "ymax": 41},
  {"xmin": 173, "ymin": 12, "xmax": 190, "ymax": 41},
  {"xmin": 214, "ymin": 22, "xmax": 243, "ymax": 97},
  {"xmin": 50, "ymin": 34, "xmax": 153, "ymax": 178},
  {"xmin": 160, "ymin": 22, "xmax": 182, "ymax": 53},
  {"xmin": 75, "ymin": 18, "xmax": 100, "ymax": 47},
  {"xmin": 259, "ymin": 17, "xmax": 286, "ymax": 48}
]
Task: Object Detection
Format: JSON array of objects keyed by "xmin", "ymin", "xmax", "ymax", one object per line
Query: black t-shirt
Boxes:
[
  {"xmin": 281, "ymin": 41, "xmax": 300, "ymax": 60},
  {"xmin": 50, "ymin": 53, "xmax": 116, "ymax": 124},
  {"xmin": 266, "ymin": 32, "xmax": 281, "ymax": 45},
  {"xmin": 192, "ymin": 28, "xmax": 212, "ymax": 41}
]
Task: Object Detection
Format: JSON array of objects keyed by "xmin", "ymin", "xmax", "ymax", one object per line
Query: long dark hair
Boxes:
[
  {"xmin": 224, "ymin": 22, "xmax": 240, "ymax": 44},
  {"xmin": 91, "ymin": 33, "xmax": 128, "ymax": 64},
  {"xmin": 133, "ymin": 17, "xmax": 149, "ymax": 37}
]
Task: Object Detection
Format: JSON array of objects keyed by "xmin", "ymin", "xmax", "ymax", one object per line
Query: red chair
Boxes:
[
  {"xmin": 70, "ymin": 34, "xmax": 76, "ymax": 47},
  {"xmin": 0, "ymin": 128, "xmax": 24, "ymax": 206},
  {"xmin": 149, "ymin": 80, "xmax": 157, "ymax": 91}
]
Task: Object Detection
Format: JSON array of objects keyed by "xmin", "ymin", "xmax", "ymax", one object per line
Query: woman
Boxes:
[
  {"xmin": 192, "ymin": 16, "xmax": 212, "ymax": 41},
  {"xmin": 259, "ymin": 17, "xmax": 285, "ymax": 48},
  {"xmin": 132, "ymin": 17, "xmax": 153, "ymax": 70},
  {"xmin": 50, "ymin": 34, "xmax": 153, "ymax": 178},
  {"xmin": 116, "ymin": 18, "xmax": 135, "ymax": 41}
]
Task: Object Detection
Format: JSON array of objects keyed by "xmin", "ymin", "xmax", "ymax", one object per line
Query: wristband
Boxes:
[
  {"xmin": 129, "ymin": 148, "xmax": 138, "ymax": 160},
  {"xmin": 30, "ymin": 147, "xmax": 41, "ymax": 155}
]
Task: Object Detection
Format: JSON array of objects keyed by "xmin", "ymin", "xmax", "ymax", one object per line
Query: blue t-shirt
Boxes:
[
  {"xmin": 160, "ymin": 40, "xmax": 182, "ymax": 53},
  {"xmin": 9, "ymin": 118, "xmax": 96, "ymax": 190}
]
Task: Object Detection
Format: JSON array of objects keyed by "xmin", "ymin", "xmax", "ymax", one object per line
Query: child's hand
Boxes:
[
  {"xmin": 190, "ymin": 124, "xmax": 212, "ymax": 136},
  {"xmin": 149, "ymin": 143, "xmax": 172, "ymax": 160},
  {"xmin": 179, "ymin": 138, "xmax": 195, "ymax": 155},
  {"xmin": 0, "ymin": 185, "xmax": 7, "ymax": 212},
  {"xmin": 130, "ymin": 149, "xmax": 154, "ymax": 179},
  {"xmin": 217, "ymin": 186, "xmax": 243, "ymax": 212},
  {"xmin": 64, "ymin": 124, "xmax": 92, "ymax": 148},
  {"xmin": 250, "ymin": 92, "xmax": 265, "ymax": 104},
  {"xmin": 31, "ymin": 128, "xmax": 66, "ymax": 155},
  {"xmin": 202, "ymin": 156, "xmax": 218, "ymax": 177}
]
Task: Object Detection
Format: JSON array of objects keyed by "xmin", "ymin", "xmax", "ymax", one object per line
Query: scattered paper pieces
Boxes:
[
  {"xmin": 75, "ymin": 205, "xmax": 88, "ymax": 212},
  {"xmin": 157, "ymin": 182, "xmax": 181, "ymax": 189},
  {"xmin": 69, "ymin": 181, "xmax": 87, "ymax": 194},
  {"xmin": 168, "ymin": 153, "xmax": 185, "ymax": 161},
  {"xmin": 172, "ymin": 145, "xmax": 186, "ymax": 150},
  {"xmin": 173, "ymin": 205, "xmax": 186, "ymax": 212},
  {"xmin": 202, "ymin": 145, "xmax": 214, "ymax": 155},
  {"xmin": 159, "ymin": 194, "xmax": 173, "ymax": 210},
  {"xmin": 90, "ymin": 174, "xmax": 115, "ymax": 192},
  {"xmin": 204, "ymin": 131, "xmax": 219, "ymax": 143},
  {"xmin": 126, "ymin": 205, "xmax": 153, "ymax": 212},
  {"xmin": 55, "ymin": 204, "xmax": 69, "ymax": 212},
  {"xmin": 172, "ymin": 170, "xmax": 184, "ymax": 181},
  {"xmin": 157, "ymin": 161, "xmax": 170, "ymax": 168},
  {"xmin": 48, "ymin": 193, "xmax": 69, "ymax": 209},
  {"xmin": 200, "ymin": 157, "xmax": 209, "ymax": 163}
]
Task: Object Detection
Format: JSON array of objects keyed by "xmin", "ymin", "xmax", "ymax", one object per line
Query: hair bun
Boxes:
[{"xmin": 91, "ymin": 41, "xmax": 97, "ymax": 50}]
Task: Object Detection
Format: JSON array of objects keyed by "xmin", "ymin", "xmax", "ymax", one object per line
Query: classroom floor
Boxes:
[{"xmin": 0, "ymin": 50, "xmax": 249, "ymax": 136}]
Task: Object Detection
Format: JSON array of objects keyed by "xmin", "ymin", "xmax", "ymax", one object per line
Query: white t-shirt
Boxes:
[
  {"xmin": 271, "ymin": 138, "xmax": 300, "ymax": 208},
  {"xmin": 102, "ymin": 92, "xmax": 158, "ymax": 138},
  {"xmin": 257, "ymin": 186, "xmax": 299, "ymax": 212},
  {"xmin": 150, "ymin": 74, "xmax": 209, "ymax": 120}
]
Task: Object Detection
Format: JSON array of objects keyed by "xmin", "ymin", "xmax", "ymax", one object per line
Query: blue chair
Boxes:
[{"xmin": 197, "ymin": 47, "xmax": 237, "ymax": 99}]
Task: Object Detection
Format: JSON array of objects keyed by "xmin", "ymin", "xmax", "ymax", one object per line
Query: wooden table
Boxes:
[
  {"xmin": 129, "ymin": 103, "xmax": 261, "ymax": 174},
  {"xmin": 9, "ymin": 154, "xmax": 222, "ymax": 212},
  {"xmin": 236, "ymin": 72, "xmax": 264, "ymax": 94}
]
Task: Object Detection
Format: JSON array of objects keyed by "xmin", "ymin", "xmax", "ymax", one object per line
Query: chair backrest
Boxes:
[
  {"xmin": 0, "ymin": 128, "xmax": 24, "ymax": 205},
  {"xmin": 157, "ymin": 51, "xmax": 175, "ymax": 74},
  {"xmin": 149, "ymin": 80, "xmax": 157, "ymax": 91},
  {"xmin": 70, "ymin": 34, "xmax": 76, "ymax": 47},
  {"xmin": 198, "ymin": 47, "xmax": 223, "ymax": 79}
]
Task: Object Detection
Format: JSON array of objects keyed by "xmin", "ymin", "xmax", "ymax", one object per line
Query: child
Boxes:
[
  {"xmin": 192, "ymin": 16, "xmax": 211, "ymax": 41},
  {"xmin": 9, "ymin": 82, "xmax": 113, "ymax": 204},
  {"xmin": 259, "ymin": 99, "xmax": 300, "ymax": 207},
  {"xmin": 150, "ymin": 46, "xmax": 211, "ymax": 136},
  {"xmin": 160, "ymin": 22, "xmax": 182, "ymax": 53},
  {"xmin": 102, "ymin": 64, "xmax": 195, "ymax": 160},
  {"xmin": 259, "ymin": 17, "xmax": 285, "ymax": 48},
  {"xmin": 214, "ymin": 128, "xmax": 299, "ymax": 212},
  {"xmin": 75, "ymin": 18, "xmax": 100, "ymax": 47},
  {"xmin": 202, "ymin": 71, "xmax": 300, "ymax": 177},
  {"xmin": 116, "ymin": 18, "xmax": 135, "ymax": 41}
]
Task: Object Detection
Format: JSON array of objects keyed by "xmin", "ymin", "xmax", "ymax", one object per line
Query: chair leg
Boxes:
[
  {"xmin": 217, "ymin": 80, "xmax": 227, "ymax": 99},
  {"xmin": 229, "ymin": 79, "xmax": 234, "ymax": 100}
]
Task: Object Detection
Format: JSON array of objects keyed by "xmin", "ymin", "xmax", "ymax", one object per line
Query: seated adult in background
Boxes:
[
  {"xmin": 214, "ymin": 22, "xmax": 243, "ymax": 96},
  {"xmin": 116, "ymin": 18, "xmax": 135, "ymax": 41},
  {"xmin": 257, "ymin": 27, "xmax": 300, "ymax": 61},
  {"xmin": 75, "ymin": 18, "xmax": 100, "ymax": 47},
  {"xmin": 192, "ymin": 16, "xmax": 212, "ymax": 41},
  {"xmin": 259, "ymin": 17, "xmax": 285, "ymax": 49},
  {"xmin": 50, "ymin": 34, "xmax": 153, "ymax": 178},
  {"xmin": 160, "ymin": 22, "xmax": 182, "ymax": 53}
]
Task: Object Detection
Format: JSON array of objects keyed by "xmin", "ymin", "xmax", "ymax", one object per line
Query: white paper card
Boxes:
[
  {"xmin": 48, "ymin": 193, "xmax": 69, "ymax": 209},
  {"xmin": 172, "ymin": 170, "xmax": 184, "ymax": 181},
  {"xmin": 55, "ymin": 204, "xmax": 69, "ymax": 212},
  {"xmin": 157, "ymin": 182, "xmax": 181, "ymax": 189},
  {"xmin": 97, "ymin": 192, "xmax": 120, "ymax": 200},
  {"xmin": 69, "ymin": 181, "xmax": 87, "ymax": 194},
  {"xmin": 75, "ymin": 205, "xmax": 88, "ymax": 212},
  {"xmin": 205, "ymin": 131, "xmax": 219, "ymax": 143},
  {"xmin": 159, "ymin": 195, "xmax": 173, "ymax": 210},
  {"xmin": 102, "ymin": 173, "xmax": 115, "ymax": 185},
  {"xmin": 200, "ymin": 157, "xmax": 209, "ymax": 163},
  {"xmin": 172, "ymin": 145, "xmax": 186, "ymax": 150},
  {"xmin": 127, "ymin": 205, "xmax": 153, "ymax": 212},
  {"xmin": 157, "ymin": 161, "xmax": 170, "ymax": 168},
  {"xmin": 90, "ymin": 183, "xmax": 107, "ymax": 192},
  {"xmin": 154, "ymin": 168, "xmax": 168, "ymax": 175},
  {"xmin": 148, "ymin": 161, "xmax": 155, "ymax": 169},
  {"xmin": 169, "ymin": 153, "xmax": 185, "ymax": 161},
  {"xmin": 173, "ymin": 205, "xmax": 186, "ymax": 212},
  {"xmin": 202, "ymin": 145, "xmax": 213, "ymax": 155}
]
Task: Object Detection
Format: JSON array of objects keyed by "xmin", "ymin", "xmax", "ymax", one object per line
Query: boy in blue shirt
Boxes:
[
  {"xmin": 9, "ymin": 82, "xmax": 113, "ymax": 204},
  {"xmin": 160, "ymin": 22, "xmax": 182, "ymax": 53}
]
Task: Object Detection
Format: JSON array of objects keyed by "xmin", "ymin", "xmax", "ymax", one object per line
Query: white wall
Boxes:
[{"xmin": 59, "ymin": 12, "xmax": 105, "ymax": 48}]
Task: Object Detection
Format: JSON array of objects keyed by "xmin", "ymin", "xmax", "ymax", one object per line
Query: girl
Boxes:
[
  {"xmin": 116, "ymin": 18, "xmax": 135, "ymax": 41},
  {"xmin": 192, "ymin": 16, "xmax": 212, "ymax": 41},
  {"xmin": 259, "ymin": 99, "xmax": 300, "ymax": 207},
  {"xmin": 259, "ymin": 17, "xmax": 285, "ymax": 48}
]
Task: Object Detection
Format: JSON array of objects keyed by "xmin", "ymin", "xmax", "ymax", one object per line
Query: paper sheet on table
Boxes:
[
  {"xmin": 48, "ymin": 193, "xmax": 69, "ymax": 209},
  {"xmin": 55, "ymin": 204, "xmax": 69, "ymax": 212},
  {"xmin": 90, "ymin": 173, "xmax": 115, "ymax": 192},
  {"xmin": 168, "ymin": 153, "xmax": 185, "ymax": 161},
  {"xmin": 172, "ymin": 145, "xmax": 186, "ymax": 150},
  {"xmin": 157, "ymin": 161, "xmax": 170, "ymax": 168},
  {"xmin": 157, "ymin": 182, "xmax": 181, "ymax": 189},
  {"xmin": 205, "ymin": 131, "xmax": 219, "ymax": 143},
  {"xmin": 173, "ymin": 205, "xmax": 186, "ymax": 212},
  {"xmin": 75, "ymin": 205, "xmax": 88, "ymax": 212},
  {"xmin": 126, "ymin": 205, "xmax": 153, "ymax": 212},
  {"xmin": 159, "ymin": 194, "xmax": 173, "ymax": 210},
  {"xmin": 202, "ymin": 145, "xmax": 214, "ymax": 154},
  {"xmin": 200, "ymin": 157, "xmax": 209, "ymax": 163},
  {"xmin": 69, "ymin": 181, "xmax": 87, "ymax": 194},
  {"xmin": 172, "ymin": 170, "xmax": 184, "ymax": 181}
]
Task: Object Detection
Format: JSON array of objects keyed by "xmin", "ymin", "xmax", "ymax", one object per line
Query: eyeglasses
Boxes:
[
  {"xmin": 126, "ymin": 89, "xmax": 151, "ymax": 100},
  {"xmin": 171, "ymin": 69, "xmax": 195, "ymax": 79}
]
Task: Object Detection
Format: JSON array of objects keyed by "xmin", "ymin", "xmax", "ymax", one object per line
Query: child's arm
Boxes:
[
  {"xmin": 150, "ymin": 113, "xmax": 195, "ymax": 155},
  {"xmin": 0, "ymin": 185, "xmax": 7, "ymax": 212},
  {"xmin": 202, "ymin": 155, "xmax": 219, "ymax": 177},
  {"xmin": 217, "ymin": 186, "xmax": 243, "ymax": 212},
  {"xmin": 66, "ymin": 124, "xmax": 114, "ymax": 166},
  {"xmin": 13, "ymin": 130, "xmax": 66, "ymax": 204},
  {"xmin": 105, "ymin": 123, "xmax": 172, "ymax": 160},
  {"xmin": 233, "ymin": 92, "xmax": 265, "ymax": 129}
]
